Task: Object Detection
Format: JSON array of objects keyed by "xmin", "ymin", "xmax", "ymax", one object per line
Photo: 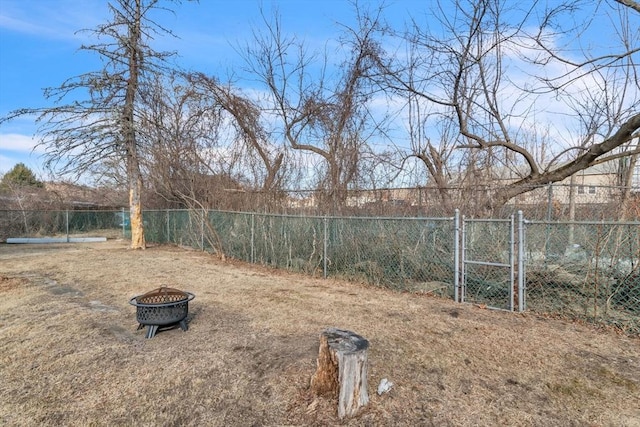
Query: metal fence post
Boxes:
[
  {"xmin": 251, "ymin": 213, "xmax": 255, "ymax": 264},
  {"xmin": 323, "ymin": 216, "xmax": 328, "ymax": 279},
  {"xmin": 201, "ymin": 209, "xmax": 205, "ymax": 251},
  {"xmin": 546, "ymin": 184, "xmax": 553, "ymax": 221},
  {"xmin": 65, "ymin": 210, "xmax": 69, "ymax": 243},
  {"xmin": 166, "ymin": 210, "xmax": 170, "ymax": 243},
  {"xmin": 454, "ymin": 209, "xmax": 460, "ymax": 303},
  {"xmin": 517, "ymin": 210, "xmax": 525, "ymax": 312},
  {"xmin": 509, "ymin": 214, "xmax": 515, "ymax": 311},
  {"xmin": 121, "ymin": 207, "xmax": 126, "ymax": 238},
  {"xmin": 460, "ymin": 214, "xmax": 466, "ymax": 303}
]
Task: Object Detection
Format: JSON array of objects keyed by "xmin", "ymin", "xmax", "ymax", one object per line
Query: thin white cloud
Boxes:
[
  {"xmin": 0, "ymin": 14, "xmax": 46, "ymax": 35},
  {"xmin": 0, "ymin": 133, "xmax": 44, "ymax": 153},
  {"xmin": 0, "ymin": 0, "xmax": 105, "ymax": 41}
]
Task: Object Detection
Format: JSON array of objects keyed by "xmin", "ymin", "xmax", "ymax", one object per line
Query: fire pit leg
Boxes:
[
  {"xmin": 179, "ymin": 319, "xmax": 188, "ymax": 332},
  {"xmin": 145, "ymin": 325, "xmax": 159, "ymax": 339}
]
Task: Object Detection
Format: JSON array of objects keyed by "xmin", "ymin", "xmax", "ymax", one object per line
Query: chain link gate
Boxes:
[{"xmin": 459, "ymin": 212, "xmax": 525, "ymax": 311}]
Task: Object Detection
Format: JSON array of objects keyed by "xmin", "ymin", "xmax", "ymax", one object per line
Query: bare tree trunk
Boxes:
[
  {"xmin": 125, "ymin": 0, "xmax": 145, "ymax": 249},
  {"xmin": 129, "ymin": 168, "xmax": 146, "ymax": 249},
  {"xmin": 619, "ymin": 145, "xmax": 639, "ymax": 220}
]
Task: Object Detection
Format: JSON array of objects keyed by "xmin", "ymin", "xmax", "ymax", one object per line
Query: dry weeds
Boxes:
[{"xmin": 0, "ymin": 240, "xmax": 639, "ymax": 426}]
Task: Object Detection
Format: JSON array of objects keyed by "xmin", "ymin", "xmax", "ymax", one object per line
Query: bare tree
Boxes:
[
  {"xmin": 240, "ymin": 7, "xmax": 389, "ymax": 213},
  {"xmin": 404, "ymin": 90, "xmax": 457, "ymax": 211},
  {"xmin": 185, "ymin": 73, "xmax": 286, "ymax": 193},
  {"xmin": 376, "ymin": 0, "xmax": 640, "ymax": 216},
  {"xmin": 138, "ymin": 71, "xmax": 292, "ymax": 212},
  {"xmin": 1, "ymin": 0, "xmax": 189, "ymax": 248},
  {"xmin": 137, "ymin": 72, "xmax": 224, "ymax": 208}
]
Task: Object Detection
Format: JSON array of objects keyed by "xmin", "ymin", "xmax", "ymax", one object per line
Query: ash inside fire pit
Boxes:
[{"xmin": 129, "ymin": 286, "xmax": 195, "ymax": 339}]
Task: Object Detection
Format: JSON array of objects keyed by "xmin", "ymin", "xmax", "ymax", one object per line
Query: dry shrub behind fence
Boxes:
[{"xmin": 194, "ymin": 183, "xmax": 640, "ymax": 221}]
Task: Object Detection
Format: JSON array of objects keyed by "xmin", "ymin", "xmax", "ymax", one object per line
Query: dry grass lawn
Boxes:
[{"xmin": 1, "ymin": 240, "xmax": 639, "ymax": 426}]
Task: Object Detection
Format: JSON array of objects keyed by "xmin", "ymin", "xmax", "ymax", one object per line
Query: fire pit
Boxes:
[{"xmin": 129, "ymin": 286, "xmax": 195, "ymax": 339}]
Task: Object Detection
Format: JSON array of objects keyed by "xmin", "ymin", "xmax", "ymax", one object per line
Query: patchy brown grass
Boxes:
[{"xmin": 0, "ymin": 241, "xmax": 639, "ymax": 426}]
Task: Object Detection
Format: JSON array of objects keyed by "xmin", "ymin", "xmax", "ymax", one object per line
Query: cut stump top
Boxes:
[{"xmin": 323, "ymin": 328, "xmax": 369, "ymax": 354}]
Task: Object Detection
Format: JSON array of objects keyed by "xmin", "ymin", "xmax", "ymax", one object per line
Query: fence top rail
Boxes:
[
  {"xmin": 462, "ymin": 217, "xmax": 513, "ymax": 223},
  {"xmin": 143, "ymin": 208, "xmax": 456, "ymax": 222},
  {"xmin": 527, "ymin": 219, "xmax": 640, "ymax": 226},
  {"xmin": 329, "ymin": 215, "xmax": 455, "ymax": 222},
  {"xmin": 0, "ymin": 209, "xmax": 125, "ymax": 213}
]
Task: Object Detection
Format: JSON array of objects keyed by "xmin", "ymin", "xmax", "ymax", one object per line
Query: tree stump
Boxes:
[{"xmin": 310, "ymin": 328, "xmax": 369, "ymax": 419}]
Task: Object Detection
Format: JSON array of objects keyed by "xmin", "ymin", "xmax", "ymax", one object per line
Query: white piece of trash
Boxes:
[{"xmin": 377, "ymin": 378, "xmax": 393, "ymax": 395}]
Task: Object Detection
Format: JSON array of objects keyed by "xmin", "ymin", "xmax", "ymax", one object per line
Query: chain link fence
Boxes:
[
  {"xmin": 1, "ymin": 208, "xmax": 638, "ymax": 333},
  {"xmin": 0, "ymin": 209, "xmax": 125, "ymax": 241},
  {"xmin": 144, "ymin": 210, "xmax": 457, "ymax": 296},
  {"xmin": 325, "ymin": 216, "xmax": 456, "ymax": 294},
  {"xmin": 524, "ymin": 220, "xmax": 640, "ymax": 332}
]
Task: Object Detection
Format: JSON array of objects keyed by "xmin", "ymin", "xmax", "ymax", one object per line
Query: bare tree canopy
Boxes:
[
  {"xmin": 185, "ymin": 72, "xmax": 287, "ymax": 193},
  {"xmin": 237, "ymin": 6, "xmax": 395, "ymax": 213},
  {"xmin": 1, "ymin": 0, "xmax": 187, "ymax": 248},
  {"xmin": 370, "ymin": 0, "xmax": 640, "ymax": 215}
]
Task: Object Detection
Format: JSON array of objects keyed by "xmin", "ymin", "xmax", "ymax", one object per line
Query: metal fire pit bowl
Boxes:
[{"xmin": 129, "ymin": 286, "xmax": 195, "ymax": 339}]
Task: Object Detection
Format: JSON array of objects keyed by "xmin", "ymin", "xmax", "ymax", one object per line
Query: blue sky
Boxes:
[
  {"xmin": 0, "ymin": 1, "xmax": 637, "ymax": 184},
  {"xmin": 0, "ymin": 0, "xmax": 423, "ymax": 179}
]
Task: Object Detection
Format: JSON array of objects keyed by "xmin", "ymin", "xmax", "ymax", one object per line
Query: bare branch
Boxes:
[{"xmin": 615, "ymin": 0, "xmax": 640, "ymax": 14}]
